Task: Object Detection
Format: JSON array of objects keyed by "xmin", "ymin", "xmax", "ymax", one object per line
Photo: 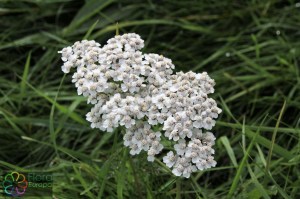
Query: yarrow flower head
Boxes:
[{"xmin": 58, "ymin": 33, "xmax": 222, "ymax": 178}]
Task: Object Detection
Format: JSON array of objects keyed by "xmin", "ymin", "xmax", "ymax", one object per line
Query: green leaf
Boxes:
[
  {"xmin": 20, "ymin": 51, "xmax": 31, "ymax": 96},
  {"xmin": 220, "ymin": 136, "xmax": 238, "ymax": 167},
  {"xmin": 64, "ymin": 0, "xmax": 116, "ymax": 35}
]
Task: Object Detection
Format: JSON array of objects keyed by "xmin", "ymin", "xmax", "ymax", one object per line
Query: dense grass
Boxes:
[{"xmin": 0, "ymin": 0, "xmax": 300, "ymax": 198}]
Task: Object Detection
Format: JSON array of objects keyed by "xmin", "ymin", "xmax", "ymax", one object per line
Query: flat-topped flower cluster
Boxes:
[{"xmin": 58, "ymin": 33, "xmax": 222, "ymax": 178}]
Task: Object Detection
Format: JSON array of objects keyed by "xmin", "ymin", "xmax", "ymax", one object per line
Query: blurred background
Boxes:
[{"xmin": 0, "ymin": 0, "xmax": 299, "ymax": 198}]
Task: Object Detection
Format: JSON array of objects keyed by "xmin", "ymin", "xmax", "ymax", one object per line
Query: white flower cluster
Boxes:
[{"xmin": 58, "ymin": 33, "xmax": 222, "ymax": 178}]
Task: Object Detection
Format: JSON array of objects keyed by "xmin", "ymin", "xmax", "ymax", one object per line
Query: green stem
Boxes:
[{"xmin": 176, "ymin": 178, "xmax": 181, "ymax": 199}]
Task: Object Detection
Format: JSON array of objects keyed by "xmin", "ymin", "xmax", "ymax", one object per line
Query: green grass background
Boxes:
[{"xmin": 0, "ymin": 0, "xmax": 300, "ymax": 198}]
